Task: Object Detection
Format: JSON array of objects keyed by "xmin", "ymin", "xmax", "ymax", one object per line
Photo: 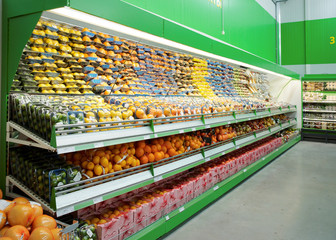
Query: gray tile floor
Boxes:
[{"xmin": 163, "ymin": 141, "xmax": 336, "ymax": 240}]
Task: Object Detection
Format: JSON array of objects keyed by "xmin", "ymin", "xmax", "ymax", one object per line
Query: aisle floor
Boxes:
[{"xmin": 163, "ymin": 141, "xmax": 336, "ymax": 240}]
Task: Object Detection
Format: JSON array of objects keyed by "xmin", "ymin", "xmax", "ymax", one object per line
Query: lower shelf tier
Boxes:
[
  {"xmin": 302, "ymin": 128, "xmax": 336, "ymax": 143},
  {"xmin": 127, "ymin": 135, "xmax": 301, "ymax": 240}
]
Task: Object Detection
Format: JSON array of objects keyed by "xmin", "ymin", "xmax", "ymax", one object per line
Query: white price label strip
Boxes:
[
  {"xmin": 192, "ymin": 128, "xmax": 196, "ymax": 131},
  {"xmin": 206, "ymin": 125, "xmax": 210, "ymax": 129},
  {"xmin": 243, "ymin": 169, "xmax": 247, "ymax": 173},
  {"xmin": 179, "ymin": 130, "xmax": 184, "ymax": 134},
  {"xmin": 165, "ymin": 216, "xmax": 170, "ymax": 221},
  {"xmin": 179, "ymin": 206, "xmax": 185, "ymax": 212},
  {"xmin": 213, "ymin": 186, "xmax": 219, "ymax": 191},
  {"xmin": 205, "ymin": 158, "xmax": 211, "ymax": 162},
  {"xmin": 262, "ymin": 157, "xmax": 265, "ymax": 161},
  {"xmin": 58, "ymin": 206, "xmax": 75, "ymax": 217},
  {"xmin": 236, "ymin": 146, "xmax": 240, "ymax": 149},
  {"xmin": 154, "ymin": 134, "xmax": 158, "ymax": 138}
]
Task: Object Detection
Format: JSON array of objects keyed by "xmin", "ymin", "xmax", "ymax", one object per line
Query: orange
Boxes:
[
  {"xmin": 140, "ymin": 155, "xmax": 148, "ymax": 164},
  {"xmin": 100, "ymin": 157, "xmax": 109, "ymax": 168},
  {"xmin": 4, "ymin": 226, "xmax": 29, "ymax": 240},
  {"xmin": 151, "ymin": 145, "xmax": 158, "ymax": 153},
  {"xmin": 0, "ymin": 225, "xmax": 10, "ymax": 237},
  {"xmin": 146, "ymin": 114, "xmax": 154, "ymax": 119},
  {"xmin": 144, "ymin": 145, "xmax": 151, "ymax": 154},
  {"xmin": 135, "ymin": 148, "xmax": 144, "ymax": 158},
  {"xmin": 147, "ymin": 153, "xmax": 155, "ymax": 163},
  {"xmin": 120, "ymin": 160, "xmax": 126, "ymax": 168},
  {"xmin": 32, "ymin": 215, "xmax": 57, "ymax": 230},
  {"xmin": 81, "ymin": 161, "xmax": 88, "ymax": 169},
  {"xmin": 158, "ymin": 138, "xmax": 164, "ymax": 145},
  {"xmin": 8, "ymin": 204, "xmax": 34, "ymax": 227},
  {"xmin": 86, "ymin": 170, "xmax": 94, "ymax": 178},
  {"xmin": 92, "ymin": 156, "xmax": 100, "ymax": 165},
  {"xmin": 168, "ymin": 148, "xmax": 176, "ymax": 157},
  {"xmin": 0, "ymin": 237, "xmax": 13, "ymax": 240},
  {"xmin": 108, "ymin": 162, "xmax": 113, "ymax": 171},
  {"xmin": 161, "ymin": 146, "xmax": 167, "ymax": 153},
  {"xmin": 113, "ymin": 155, "xmax": 122, "ymax": 164},
  {"xmin": 154, "ymin": 152, "xmax": 162, "ymax": 161},
  {"xmin": 29, "ymin": 227, "xmax": 54, "ymax": 240},
  {"xmin": 136, "ymin": 141, "xmax": 146, "ymax": 148},
  {"xmin": 164, "ymin": 141, "xmax": 172, "ymax": 149},
  {"xmin": 94, "ymin": 165, "xmax": 103, "ymax": 176},
  {"xmin": 13, "ymin": 197, "xmax": 29, "ymax": 205},
  {"xmin": 164, "ymin": 153, "xmax": 170, "ymax": 159},
  {"xmin": 0, "ymin": 190, "xmax": 2, "ymax": 199},
  {"xmin": 135, "ymin": 109, "xmax": 145, "ymax": 119},
  {"xmin": 86, "ymin": 162, "xmax": 94, "ymax": 170},
  {"xmin": 156, "ymin": 144, "xmax": 162, "ymax": 152},
  {"xmin": 113, "ymin": 164, "xmax": 122, "ymax": 171},
  {"xmin": 95, "ymin": 150, "xmax": 105, "ymax": 157},
  {"xmin": 30, "ymin": 203, "xmax": 43, "ymax": 220}
]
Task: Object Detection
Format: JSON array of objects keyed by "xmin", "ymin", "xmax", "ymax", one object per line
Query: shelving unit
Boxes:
[
  {"xmin": 302, "ymin": 76, "xmax": 336, "ymax": 142},
  {"xmin": 6, "ymin": 119, "xmax": 297, "ymax": 217},
  {"xmin": 0, "ymin": 3, "xmax": 302, "ymax": 239},
  {"xmin": 127, "ymin": 135, "xmax": 301, "ymax": 240}
]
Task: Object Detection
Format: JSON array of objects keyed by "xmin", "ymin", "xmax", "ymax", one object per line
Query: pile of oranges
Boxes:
[
  {"xmin": 65, "ymin": 133, "xmax": 205, "ymax": 179},
  {"xmin": 0, "ymin": 195, "xmax": 61, "ymax": 240}
]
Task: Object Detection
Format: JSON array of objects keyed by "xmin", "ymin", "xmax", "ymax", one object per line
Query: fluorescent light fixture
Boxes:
[{"xmin": 47, "ymin": 7, "xmax": 291, "ymax": 80}]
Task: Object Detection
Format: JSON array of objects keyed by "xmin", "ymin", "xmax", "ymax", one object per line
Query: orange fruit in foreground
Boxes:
[
  {"xmin": 0, "ymin": 210, "xmax": 6, "ymax": 229},
  {"xmin": 29, "ymin": 227, "xmax": 54, "ymax": 240},
  {"xmin": 30, "ymin": 203, "xmax": 43, "ymax": 220},
  {"xmin": 4, "ymin": 225, "xmax": 30, "ymax": 240},
  {"xmin": 94, "ymin": 165, "xmax": 103, "ymax": 176},
  {"xmin": 135, "ymin": 148, "xmax": 144, "ymax": 158},
  {"xmin": 0, "ymin": 237, "xmax": 13, "ymax": 240},
  {"xmin": 32, "ymin": 215, "xmax": 57, "ymax": 230},
  {"xmin": 8, "ymin": 204, "xmax": 34, "ymax": 227},
  {"xmin": 148, "ymin": 153, "xmax": 155, "ymax": 163},
  {"xmin": 13, "ymin": 197, "xmax": 29, "ymax": 205},
  {"xmin": 0, "ymin": 226, "xmax": 10, "ymax": 236},
  {"xmin": 51, "ymin": 228, "xmax": 62, "ymax": 240},
  {"xmin": 0, "ymin": 190, "xmax": 2, "ymax": 199}
]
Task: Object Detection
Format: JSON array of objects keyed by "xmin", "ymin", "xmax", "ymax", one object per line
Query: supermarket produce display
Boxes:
[
  {"xmin": 3, "ymin": 14, "xmax": 300, "ymax": 240},
  {"xmin": 302, "ymin": 79, "xmax": 336, "ymax": 142}
]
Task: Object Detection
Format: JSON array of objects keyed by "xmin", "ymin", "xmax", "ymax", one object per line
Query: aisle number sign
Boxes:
[
  {"xmin": 208, "ymin": 0, "xmax": 222, "ymax": 8},
  {"xmin": 331, "ymin": 36, "xmax": 335, "ymax": 45}
]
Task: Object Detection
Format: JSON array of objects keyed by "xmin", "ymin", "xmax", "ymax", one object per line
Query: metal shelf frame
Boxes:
[
  {"xmin": 127, "ymin": 135, "xmax": 301, "ymax": 240},
  {"xmin": 303, "ymin": 118, "xmax": 336, "ymax": 122},
  {"xmin": 6, "ymin": 120, "xmax": 297, "ymax": 217},
  {"xmin": 7, "ymin": 106, "xmax": 296, "ymax": 154}
]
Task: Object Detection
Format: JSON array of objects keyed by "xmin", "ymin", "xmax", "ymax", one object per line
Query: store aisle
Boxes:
[{"xmin": 163, "ymin": 141, "xmax": 336, "ymax": 240}]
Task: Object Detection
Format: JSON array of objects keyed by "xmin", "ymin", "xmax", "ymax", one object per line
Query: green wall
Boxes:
[
  {"xmin": 282, "ymin": 17, "xmax": 336, "ymax": 65},
  {"xmin": 123, "ymin": 0, "xmax": 277, "ymax": 62}
]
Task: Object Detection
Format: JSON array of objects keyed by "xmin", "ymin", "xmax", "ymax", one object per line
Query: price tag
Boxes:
[
  {"xmin": 205, "ymin": 158, "xmax": 211, "ymax": 162},
  {"xmin": 154, "ymin": 176, "xmax": 163, "ymax": 182},
  {"xmin": 248, "ymin": 118, "xmax": 251, "ymax": 120},
  {"xmin": 94, "ymin": 142, "xmax": 104, "ymax": 148},
  {"xmin": 179, "ymin": 130, "xmax": 184, "ymax": 134},
  {"xmin": 243, "ymin": 169, "xmax": 247, "ymax": 173},
  {"xmin": 179, "ymin": 206, "xmax": 185, "ymax": 212},
  {"xmin": 192, "ymin": 127, "xmax": 196, "ymax": 131},
  {"xmin": 227, "ymin": 121, "xmax": 231, "ymax": 124},
  {"xmin": 93, "ymin": 196, "xmax": 103, "ymax": 204},
  {"xmin": 262, "ymin": 157, "xmax": 265, "ymax": 161},
  {"xmin": 236, "ymin": 146, "xmax": 240, "ymax": 149},
  {"xmin": 165, "ymin": 216, "xmax": 170, "ymax": 221},
  {"xmin": 154, "ymin": 134, "xmax": 158, "ymax": 138},
  {"xmin": 206, "ymin": 125, "xmax": 210, "ymax": 129},
  {"xmin": 213, "ymin": 185, "xmax": 219, "ymax": 191}
]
